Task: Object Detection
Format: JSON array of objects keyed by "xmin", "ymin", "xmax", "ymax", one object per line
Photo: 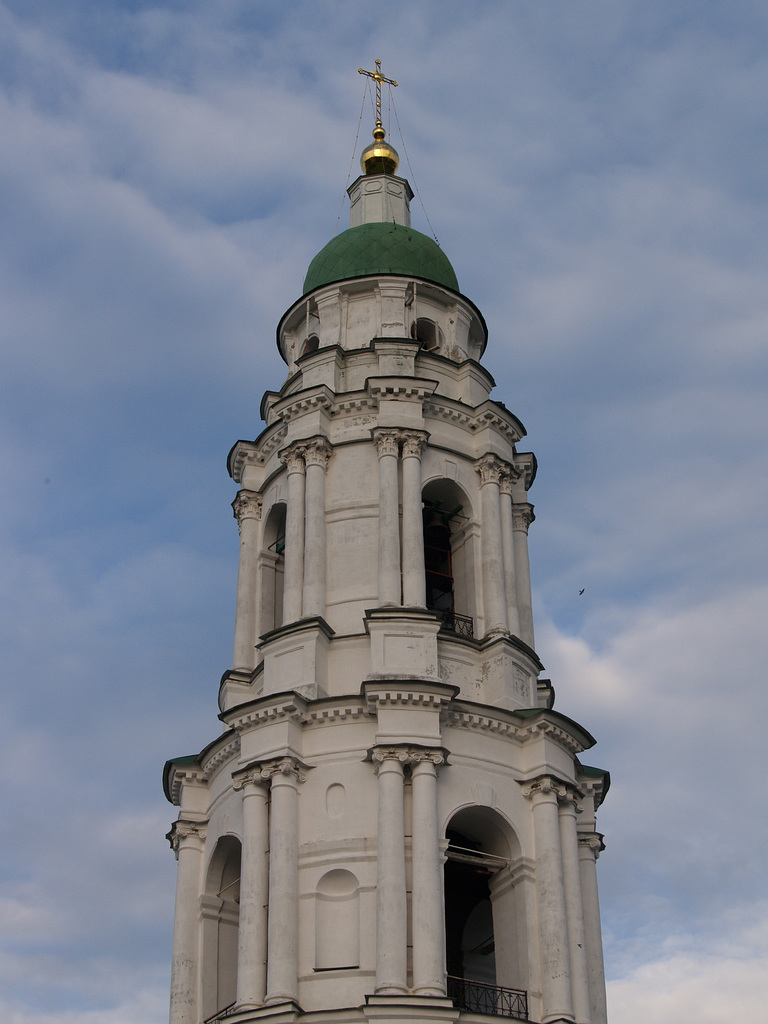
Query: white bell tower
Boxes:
[{"xmin": 164, "ymin": 65, "xmax": 609, "ymax": 1024}]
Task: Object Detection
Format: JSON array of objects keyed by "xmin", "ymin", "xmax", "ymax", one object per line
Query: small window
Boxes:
[{"xmin": 411, "ymin": 318, "xmax": 443, "ymax": 352}]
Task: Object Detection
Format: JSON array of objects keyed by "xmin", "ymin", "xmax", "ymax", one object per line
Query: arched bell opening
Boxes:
[
  {"xmin": 422, "ymin": 479, "xmax": 476, "ymax": 637},
  {"xmin": 201, "ymin": 836, "xmax": 241, "ymax": 1021},
  {"xmin": 411, "ymin": 316, "xmax": 444, "ymax": 352},
  {"xmin": 444, "ymin": 807, "xmax": 529, "ymax": 1009},
  {"xmin": 260, "ymin": 502, "xmax": 286, "ymax": 635}
]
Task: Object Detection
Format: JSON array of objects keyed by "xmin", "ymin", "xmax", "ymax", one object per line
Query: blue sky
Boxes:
[{"xmin": 1, "ymin": 2, "xmax": 767, "ymax": 1021}]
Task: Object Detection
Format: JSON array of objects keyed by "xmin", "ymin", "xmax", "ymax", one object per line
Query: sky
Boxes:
[{"xmin": 1, "ymin": 2, "xmax": 767, "ymax": 1022}]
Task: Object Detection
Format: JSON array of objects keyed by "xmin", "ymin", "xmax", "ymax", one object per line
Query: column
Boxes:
[
  {"xmin": 232, "ymin": 491, "xmax": 263, "ymax": 670},
  {"xmin": 372, "ymin": 749, "xmax": 408, "ymax": 994},
  {"xmin": 523, "ymin": 778, "xmax": 574, "ymax": 1023},
  {"xmin": 476, "ymin": 455, "xmax": 509, "ymax": 635},
  {"xmin": 281, "ymin": 445, "xmax": 306, "ymax": 624},
  {"xmin": 374, "ymin": 430, "xmax": 402, "ymax": 607},
  {"xmin": 302, "ymin": 438, "xmax": 332, "ymax": 618},
  {"xmin": 578, "ymin": 834, "xmax": 608, "ymax": 1024},
  {"xmin": 499, "ymin": 474, "xmax": 521, "ymax": 636},
  {"xmin": 167, "ymin": 820, "xmax": 207, "ymax": 1024},
  {"xmin": 511, "ymin": 503, "xmax": 535, "ymax": 648},
  {"xmin": 410, "ymin": 751, "xmax": 446, "ymax": 996},
  {"xmin": 559, "ymin": 791, "xmax": 592, "ymax": 1024},
  {"xmin": 401, "ymin": 432, "xmax": 427, "ymax": 608},
  {"xmin": 232, "ymin": 767, "xmax": 270, "ymax": 1009},
  {"xmin": 264, "ymin": 758, "xmax": 305, "ymax": 1005}
]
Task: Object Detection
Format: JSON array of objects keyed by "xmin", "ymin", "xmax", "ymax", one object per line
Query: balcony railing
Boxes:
[
  {"xmin": 203, "ymin": 1002, "xmax": 237, "ymax": 1023},
  {"xmin": 447, "ymin": 975, "xmax": 528, "ymax": 1020},
  {"xmin": 437, "ymin": 610, "xmax": 474, "ymax": 638}
]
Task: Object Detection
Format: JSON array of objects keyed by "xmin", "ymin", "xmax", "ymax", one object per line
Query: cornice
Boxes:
[
  {"xmin": 363, "ymin": 679, "xmax": 459, "ymax": 709},
  {"xmin": 222, "ymin": 691, "xmax": 307, "ymax": 733},
  {"xmin": 228, "ymin": 425, "xmax": 288, "ymax": 482},
  {"xmin": 443, "ymin": 702, "xmax": 594, "ymax": 755}
]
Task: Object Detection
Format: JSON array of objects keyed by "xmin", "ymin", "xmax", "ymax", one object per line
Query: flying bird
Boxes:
[{"xmin": 579, "ymin": 588, "xmax": 585, "ymax": 595}]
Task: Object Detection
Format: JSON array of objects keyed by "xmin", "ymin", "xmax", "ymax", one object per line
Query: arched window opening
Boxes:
[
  {"xmin": 300, "ymin": 334, "xmax": 319, "ymax": 358},
  {"xmin": 314, "ymin": 869, "xmax": 360, "ymax": 970},
  {"xmin": 423, "ymin": 483, "xmax": 474, "ymax": 637},
  {"xmin": 444, "ymin": 808, "xmax": 529, "ymax": 1017},
  {"xmin": 260, "ymin": 503, "xmax": 286, "ymax": 635},
  {"xmin": 411, "ymin": 317, "xmax": 443, "ymax": 352},
  {"xmin": 201, "ymin": 836, "xmax": 241, "ymax": 1021}
]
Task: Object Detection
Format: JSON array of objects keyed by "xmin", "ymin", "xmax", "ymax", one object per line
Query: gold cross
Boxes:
[{"xmin": 358, "ymin": 59, "xmax": 398, "ymax": 126}]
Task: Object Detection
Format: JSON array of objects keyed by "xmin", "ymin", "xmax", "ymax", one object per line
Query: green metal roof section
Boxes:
[{"xmin": 303, "ymin": 222, "xmax": 459, "ymax": 295}]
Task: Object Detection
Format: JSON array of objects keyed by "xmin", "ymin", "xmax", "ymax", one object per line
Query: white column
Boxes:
[
  {"xmin": 410, "ymin": 752, "xmax": 446, "ymax": 996},
  {"xmin": 265, "ymin": 758, "xmax": 304, "ymax": 1005},
  {"xmin": 302, "ymin": 438, "xmax": 332, "ymax": 618},
  {"xmin": 523, "ymin": 777, "xmax": 574, "ymax": 1023},
  {"xmin": 232, "ymin": 491, "xmax": 263, "ymax": 670},
  {"xmin": 401, "ymin": 432, "xmax": 427, "ymax": 608},
  {"xmin": 512, "ymin": 503, "xmax": 535, "ymax": 648},
  {"xmin": 232, "ymin": 768, "xmax": 269, "ymax": 1009},
  {"xmin": 559, "ymin": 792, "xmax": 592, "ymax": 1024},
  {"xmin": 499, "ymin": 474, "xmax": 521, "ymax": 636},
  {"xmin": 168, "ymin": 820, "xmax": 207, "ymax": 1024},
  {"xmin": 374, "ymin": 429, "xmax": 402, "ymax": 606},
  {"xmin": 579, "ymin": 834, "xmax": 608, "ymax": 1024},
  {"xmin": 476, "ymin": 455, "xmax": 509, "ymax": 636},
  {"xmin": 372, "ymin": 749, "xmax": 408, "ymax": 994},
  {"xmin": 281, "ymin": 445, "xmax": 306, "ymax": 624}
]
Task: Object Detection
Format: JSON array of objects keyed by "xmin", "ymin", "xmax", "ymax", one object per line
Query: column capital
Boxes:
[
  {"xmin": 280, "ymin": 441, "xmax": 307, "ymax": 473},
  {"xmin": 511, "ymin": 501, "xmax": 536, "ymax": 532},
  {"xmin": 373, "ymin": 428, "xmax": 401, "ymax": 458},
  {"xmin": 259, "ymin": 755, "xmax": 310, "ymax": 784},
  {"xmin": 371, "ymin": 746, "xmax": 446, "ymax": 773},
  {"xmin": 409, "ymin": 748, "xmax": 446, "ymax": 770},
  {"xmin": 166, "ymin": 819, "xmax": 207, "ymax": 858},
  {"xmin": 499, "ymin": 467, "xmax": 521, "ymax": 497},
  {"xmin": 232, "ymin": 762, "xmax": 271, "ymax": 792},
  {"xmin": 303, "ymin": 437, "xmax": 333, "ymax": 469},
  {"xmin": 475, "ymin": 453, "xmax": 508, "ymax": 486},
  {"xmin": 232, "ymin": 489, "xmax": 263, "ymax": 529},
  {"xmin": 401, "ymin": 430, "xmax": 428, "ymax": 459},
  {"xmin": 521, "ymin": 774, "xmax": 567, "ymax": 801},
  {"xmin": 578, "ymin": 831, "xmax": 606, "ymax": 859},
  {"xmin": 371, "ymin": 746, "xmax": 412, "ymax": 772}
]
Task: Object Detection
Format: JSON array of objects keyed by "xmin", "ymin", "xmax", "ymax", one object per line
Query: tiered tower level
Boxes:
[{"xmin": 165, "ymin": 88, "xmax": 609, "ymax": 1024}]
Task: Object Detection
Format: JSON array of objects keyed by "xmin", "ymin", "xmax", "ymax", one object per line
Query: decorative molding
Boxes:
[
  {"xmin": 278, "ymin": 392, "xmax": 334, "ymax": 423},
  {"xmin": 200, "ymin": 735, "xmax": 241, "ymax": 777},
  {"xmin": 231, "ymin": 489, "xmax": 262, "ymax": 528},
  {"xmin": 511, "ymin": 502, "xmax": 535, "ymax": 532},
  {"xmin": 520, "ymin": 775, "xmax": 566, "ymax": 801},
  {"xmin": 475, "ymin": 453, "xmax": 508, "ymax": 486},
  {"xmin": 166, "ymin": 819, "xmax": 208, "ymax": 858},
  {"xmin": 259, "ymin": 756, "xmax": 310, "ymax": 783},
  {"xmin": 226, "ymin": 695, "xmax": 306, "ymax": 733}
]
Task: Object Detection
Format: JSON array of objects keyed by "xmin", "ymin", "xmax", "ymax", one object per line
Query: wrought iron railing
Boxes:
[
  {"xmin": 447, "ymin": 975, "xmax": 528, "ymax": 1019},
  {"xmin": 203, "ymin": 1002, "xmax": 237, "ymax": 1023},
  {"xmin": 437, "ymin": 610, "xmax": 474, "ymax": 638}
]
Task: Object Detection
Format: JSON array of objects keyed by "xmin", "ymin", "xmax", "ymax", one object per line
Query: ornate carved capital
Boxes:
[
  {"xmin": 401, "ymin": 430, "xmax": 428, "ymax": 459},
  {"xmin": 232, "ymin": 490, "xmax": 262, "ymax": 529},
  {"xmin": 371, "ymin": 746, "xmax": 445, "ymax": 774},
  {"xmin": 409, "ymin": 748, "xmax": 445, "ymax": 768},
  {"xmin": 521, "ymin": 775, "xmax": 566, "ymax": 801},
  {"xmin": 232, "ymin": 764, "xmax": 270, "ymax": 792},
  {"xmin": 373, "ymin": 428, "xmax": 401, "ymax": 459},
  {"xmin": 578, "ymin": 831, "xmax": 606, "ymax": 859},
  {"xmin": 259, "ymin": 756, "xmax": 309, "ymax": 783},
  {"xmin": 280, "ymin": 442, "xmax": 307, "ymax": 474},
  {"xmin": 475, "ymin": 453, "xmax": 507, "ymax": 486},
  {"xmin": 166, "ymin": 819, "xmax": 207, "ymax": 858},
  {"xmin": 511, "ymin": 502, "xmax": 535, "ymax": 532},
  {"xmin": 499, "ymin": 468, "xmax": 521, "ymax": 497},
  {"xmin": 303, "ymin": 438, "xmax": 333, "ymax": 470}
]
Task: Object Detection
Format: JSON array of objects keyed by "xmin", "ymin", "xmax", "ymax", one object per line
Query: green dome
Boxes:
[{"xmin": 303, "ymin": 222, "xmax": 459, "ymax": 294}]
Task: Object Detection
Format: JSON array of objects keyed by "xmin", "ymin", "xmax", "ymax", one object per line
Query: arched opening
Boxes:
[
  {"xmin": 444, "ymin": 808, "xmax": 529, "ymax": 1016},
  {"xmin": 422, "ymin": 479, "xmax": 475, "ymax": 637},
  {"xmin": 201, "ymin": 836, "xmax": 241, "ymax": 1020},
  {"xmin": 314, "ymin": 869, "xmax": 360, "ymax": 970},
  {"xmin": 300, "ymin": 334, "xmax": 319, "ymax": 358},
  {"xmin": 411, "ymin": 317, "xmax": 443, "ymax": 352},
  {"xmin": 260, "ymin": 503, "xmax": 286, "ymax": 635}
]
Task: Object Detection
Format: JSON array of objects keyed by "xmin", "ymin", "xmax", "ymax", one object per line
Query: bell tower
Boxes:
[{"xmin": 164, "ymin": 65, "xmax": 609, "ymax": 1024}]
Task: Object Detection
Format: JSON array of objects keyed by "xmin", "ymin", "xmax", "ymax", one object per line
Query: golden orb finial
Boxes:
[{"xmin": 358, "ymin": 60, "xmax": 400, "ymax": 175}]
